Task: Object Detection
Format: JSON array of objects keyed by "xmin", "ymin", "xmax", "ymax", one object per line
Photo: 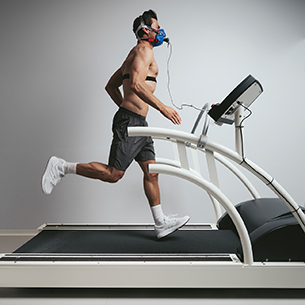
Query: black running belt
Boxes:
[
  {"xmin": 122, "ymin": 74, "xmax": 157, "ymax": 82},
  {"xmin": 13, "ymin": 230, "xmax": 240, "ymax": 254}
]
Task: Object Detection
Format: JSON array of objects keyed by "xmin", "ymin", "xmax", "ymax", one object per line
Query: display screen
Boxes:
[{"xmin": 208, "ymin": 75, "xmax": 263, "ymax": 125}]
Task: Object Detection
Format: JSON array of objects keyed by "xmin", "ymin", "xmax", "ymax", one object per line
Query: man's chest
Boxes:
[{"xmin": 149, "ymin": 59, "xmax": 159, "ymax": 76}]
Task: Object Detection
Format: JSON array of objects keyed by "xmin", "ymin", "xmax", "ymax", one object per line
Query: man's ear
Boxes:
[{"xmin": 142, "ymin": 28, "xmax": 150, "ymax": 37}]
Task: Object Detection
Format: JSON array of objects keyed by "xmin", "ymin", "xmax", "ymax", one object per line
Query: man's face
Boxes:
[
  {"xmin": 147, "ymin": 18, "xmax": 161, "ymax": 40},
  {"xmin": 150, "ymin": 18, "xmax": 160, "ymax": 31}
]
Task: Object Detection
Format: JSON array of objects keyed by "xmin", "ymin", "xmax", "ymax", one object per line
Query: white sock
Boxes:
[
  {"xmin": 151, "ymin": 205, "xmax": 165, "ymax": 226},
  {"xmin": 62, "ymin": 161, "xmax": 78, "ymax": 175}
]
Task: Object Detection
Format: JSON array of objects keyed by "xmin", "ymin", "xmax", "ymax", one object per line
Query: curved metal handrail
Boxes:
[
  {"xmin": 128, "ymin": 126, "xmax": 305, "ymax": 233},
  {"xmin": 149, "ymin": 163, "xmax": 254, "ymax": 265}
]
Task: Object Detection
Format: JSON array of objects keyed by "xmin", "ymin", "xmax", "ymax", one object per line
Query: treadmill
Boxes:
[{"xmin": 1, "ymin": 75, "xmax": 305, "ymax": 288}]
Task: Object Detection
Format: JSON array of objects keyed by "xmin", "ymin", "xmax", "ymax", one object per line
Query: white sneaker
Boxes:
[
  {"xmin": 41, "ymin": 156, "xmax": 65, "ymax": 195},
  {"xmin": 155, "ymin": 215, "xmax": 190, "ymax": 239}
]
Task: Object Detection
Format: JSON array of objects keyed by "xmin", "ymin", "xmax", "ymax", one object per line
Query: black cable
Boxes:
[
  {"xmin": 236, "ymin": 102, "xmax": 252, "ymax": 159},
  {"xmin": 236, "ymin": 103, "xmax": 304, "ymax": 225}
]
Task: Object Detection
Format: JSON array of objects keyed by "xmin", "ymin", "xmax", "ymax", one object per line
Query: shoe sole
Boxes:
[
  {"xmin": 157, "ymin": 216, "xmax": 190, "ymax": 239},
  {"xmin": 41, "ymin": 156, "xmax": 57, "ymax": 195}
]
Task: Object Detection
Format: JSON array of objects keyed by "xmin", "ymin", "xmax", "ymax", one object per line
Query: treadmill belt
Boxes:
[{"xmin": 14, "ymin": 229, "xmax": 240, "ymax": 254}]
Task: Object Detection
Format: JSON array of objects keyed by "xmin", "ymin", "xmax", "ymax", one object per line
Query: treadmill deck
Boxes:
[
  {"xmin": 1, "ymin": 223, "xmax": 241, "ymax": 262},
  {"xmin": 1, "ymin": 224, "xmax": 305, "ymax": 288}
]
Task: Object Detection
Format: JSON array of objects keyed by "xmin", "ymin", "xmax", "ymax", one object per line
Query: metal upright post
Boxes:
[{"xmin": 235, "ymin": 105, "xmax": 244, "ymax": 156}]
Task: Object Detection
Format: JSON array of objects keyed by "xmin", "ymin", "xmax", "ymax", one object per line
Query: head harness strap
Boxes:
[{"xmin": 135, "ymin": 15, "xmax": 158, "ymax": 40}]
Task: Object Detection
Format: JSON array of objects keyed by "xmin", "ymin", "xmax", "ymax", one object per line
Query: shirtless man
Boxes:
[{"xmin": 42, "ymin": 10, "xmax": 190, "ymax": 239}]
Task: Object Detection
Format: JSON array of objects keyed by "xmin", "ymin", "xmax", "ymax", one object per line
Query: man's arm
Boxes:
[
  {"xmin": 129, "ymin": 47, "xmax": 181, "ymax": 125},
  {"xmin": 105, "ymin": 67, "xmax": 123, "ymax": 107}
]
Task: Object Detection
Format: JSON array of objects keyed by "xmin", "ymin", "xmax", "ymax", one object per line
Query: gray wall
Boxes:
[{"xmin": 0, "ymin": 0, "xmax": 304, "ymax": 229}]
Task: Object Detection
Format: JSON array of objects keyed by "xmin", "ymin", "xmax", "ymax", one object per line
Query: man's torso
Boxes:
[{"xmin": 120, "ymin": 45, "xmax": 158, "ymax": 117}]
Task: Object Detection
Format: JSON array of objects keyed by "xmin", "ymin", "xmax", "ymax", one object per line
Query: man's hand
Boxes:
[{"xmin": 160, "ymin": 105, "xmax": 182, "ymax": 125}]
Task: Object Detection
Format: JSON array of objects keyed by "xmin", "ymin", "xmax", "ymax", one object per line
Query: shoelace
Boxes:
[
  {"xmin": 49, "ymin": 165, "xmax": 64, "ymax": 186},
  {"xmin": 163, "ymin": 214, "xmax": 178, "ymax": 226},
  {"xmin": 167, "ymin": 214, "xmax": 178, "ymax": 219}
]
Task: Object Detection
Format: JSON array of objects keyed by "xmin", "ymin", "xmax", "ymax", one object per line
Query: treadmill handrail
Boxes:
[
  {"xmin": 128, "ymin": 127, "xmax": 305, "ymax": 234},
  {"xmin": 149, "ymin": 163, "xmax": 254, "ymax": 265}
]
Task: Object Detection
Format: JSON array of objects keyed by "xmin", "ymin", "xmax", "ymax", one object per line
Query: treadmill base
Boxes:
[{"xmin": 1, "ymin": 224, "xmax": 305, "ymax": 288}]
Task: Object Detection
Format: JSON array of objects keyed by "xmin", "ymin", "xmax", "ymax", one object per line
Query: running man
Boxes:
[{"xmin": 42, "ymin": 9, "xmax": 189, "ymax": 239}]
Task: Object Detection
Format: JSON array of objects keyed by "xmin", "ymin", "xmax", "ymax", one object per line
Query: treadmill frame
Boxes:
[{"xmin": 1, "ymin": 223, "xmax": 305, "ymax": 288}]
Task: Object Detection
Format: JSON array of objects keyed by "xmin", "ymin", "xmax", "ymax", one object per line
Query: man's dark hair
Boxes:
[{"xmin": 133, "ymin": 9, "xmax": 158, "ymax": 38}]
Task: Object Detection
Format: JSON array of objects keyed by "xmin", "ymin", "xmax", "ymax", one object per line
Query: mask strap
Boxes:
[{"xmin": 135, "ymin": 17, "xmax": 158, "ymax": 40}]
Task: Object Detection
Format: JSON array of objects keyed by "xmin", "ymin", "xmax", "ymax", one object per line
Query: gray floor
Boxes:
[{"xmin": 1, "ymin": 233, "xmax": 305, "ymax": 305}]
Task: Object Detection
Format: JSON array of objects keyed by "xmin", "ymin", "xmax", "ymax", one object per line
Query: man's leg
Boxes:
[
  {"xmin": 76, "ymin": 162, "xmax": 124, "ymax": 183},
  {"xmin": 42, "ymin": 156, "xmax": 124, "ymax": 195},
  {"xmin": 137, "ymin": 160, "xmax": 190, "ymax": 239},
  {"xmin": 137, "ymin": 160, "xmax": 160, "ymax": 207}
]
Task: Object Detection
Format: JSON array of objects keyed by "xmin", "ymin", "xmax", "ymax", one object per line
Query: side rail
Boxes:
[
  {"xmin": 128, "ymin": 127, "xmax": 305, "ymax": 235},
  {"xmin": 155, "ymin": 141, "xmax": 261, "ymax": 221},
  {"xmin": 129, "ymin": 127, "xmax": 255, "ymax": 265}
]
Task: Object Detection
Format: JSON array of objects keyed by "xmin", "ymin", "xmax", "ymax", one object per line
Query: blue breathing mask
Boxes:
[
  {"xmin": 135, "ymin": 20, "xmax": 168, "ymax": 47},
  {"xmin": 153, "ymin": 29, "xmax": 167, "ymax": 47}
]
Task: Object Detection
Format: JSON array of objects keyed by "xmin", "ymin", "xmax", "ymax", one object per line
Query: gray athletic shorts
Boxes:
[{"xmin": 108, "ymin": 107, "xmax": 155, "ymax": 171}]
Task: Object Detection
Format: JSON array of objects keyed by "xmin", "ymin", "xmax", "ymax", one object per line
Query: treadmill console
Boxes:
[{"xmin": 208, "ymin": 75, "xmax": 263, "ymax": 125}]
